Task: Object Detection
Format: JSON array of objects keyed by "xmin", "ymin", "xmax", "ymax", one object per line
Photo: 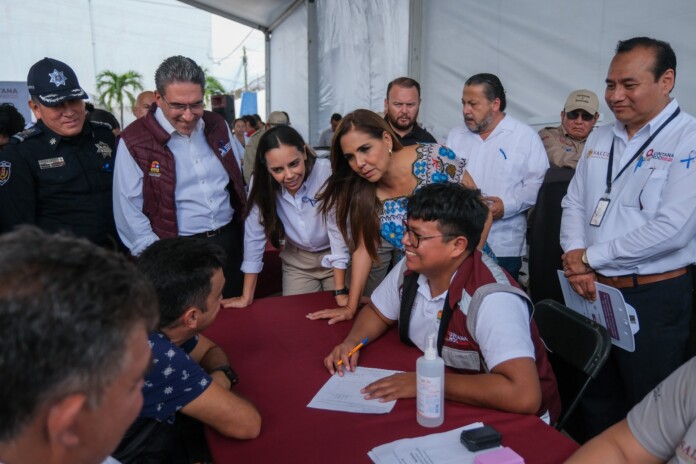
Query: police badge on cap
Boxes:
[{"xmin": 27, "ymin": 57, "xmax": 88, "ymax": 107}]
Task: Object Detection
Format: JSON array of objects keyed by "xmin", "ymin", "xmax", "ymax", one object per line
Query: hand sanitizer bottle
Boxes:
[{"xmin": 417, "ymin": 333, "xmax": 445, "ymax": 427}]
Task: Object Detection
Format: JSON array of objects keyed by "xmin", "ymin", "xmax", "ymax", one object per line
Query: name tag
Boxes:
[
  {"xmin": 38, "ymin": 157, "xmax": 66, "ymax": 169},
  {"xmin": 442, "ymin": 346, "xmax": 481, "ymax": 371},
  {"xmin": 590, "ymin": 198, "xmax": 610, "ymax": 227}
]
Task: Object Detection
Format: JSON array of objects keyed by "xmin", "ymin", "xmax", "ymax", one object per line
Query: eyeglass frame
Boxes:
[
  {"xmin": 160, "ymin": 95, "xmax": 205, "ymax": 113},
  {"xmin": 564, "ymin": 110, "xmax": 596, "ymax": 122},
  {"xmin": 402, "ymin": 219, "xmax": 455, "ymax": 248}
]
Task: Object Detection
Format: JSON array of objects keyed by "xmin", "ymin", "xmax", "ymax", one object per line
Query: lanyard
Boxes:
[{"xmin": 605, "ymin": 107, "xmax": 680, "ymax": 196}]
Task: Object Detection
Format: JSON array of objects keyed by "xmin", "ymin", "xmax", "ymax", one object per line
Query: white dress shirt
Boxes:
[
  {"xmin": 446, "ymin": 115, "xmax": 548, "ymax": 257},
  {"xmin": 241, "ymin": 159, "xmax": 334, "ymax": 274},
  {"xmin": 561, "ymin": 99, "xmax": 696, "ymax": 275},
  {"xmin": 113, "ymin": 108, "xmax": 238, "ymax": 255}
]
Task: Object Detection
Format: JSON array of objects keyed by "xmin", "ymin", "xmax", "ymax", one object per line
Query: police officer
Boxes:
[{"xmin": 0, "ymin": 57, "xmax": 120, "ymax": 249}]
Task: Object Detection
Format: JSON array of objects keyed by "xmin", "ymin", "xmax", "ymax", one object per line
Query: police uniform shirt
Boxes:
[
  {"xmin": 561, "ymin": 99, "xmax": 696, "ymax": 275},
  {"xmin": 0, "ymin": 119, "xmax": 118, "ymax": 247}
]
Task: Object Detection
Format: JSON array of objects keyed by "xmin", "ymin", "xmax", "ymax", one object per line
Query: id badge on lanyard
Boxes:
[
  {"xmin": 590, "ymin": 197, "xmax": 610, "ymax": 227},
  {"xmin": 593, "ymin": 107, "xmax": 680, "ymax": 227}
]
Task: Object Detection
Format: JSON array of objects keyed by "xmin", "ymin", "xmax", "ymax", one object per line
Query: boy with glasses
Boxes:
[
  {"xmin": 113, "ymin": 55, "xmax": 246, "ymax": 298},
  {"xmin": 539, "ymin": 89, "xmax": 600, "ymax": 169},
  {"xmin": 323, "ymin": 182, "xmax": 560, "ymax": 421}
]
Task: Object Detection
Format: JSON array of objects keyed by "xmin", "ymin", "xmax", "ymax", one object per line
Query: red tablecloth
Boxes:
[{"xmin": 204, "ymin": 292, "xmax": 578, "ymax": 463}]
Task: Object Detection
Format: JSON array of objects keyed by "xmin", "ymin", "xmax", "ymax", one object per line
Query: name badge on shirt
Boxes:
[
  {"xmin": 38, "ymin": 157, "xmax": 65, "ymax": 169},
  {"xmin": 590, "ymin": 198, "xmax": 610, "ymax": 227}
]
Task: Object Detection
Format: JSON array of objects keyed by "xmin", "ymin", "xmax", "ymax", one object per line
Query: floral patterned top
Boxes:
[{"xmin": 380, "ymin": 143, "xmax": 466, "ymax": 252}]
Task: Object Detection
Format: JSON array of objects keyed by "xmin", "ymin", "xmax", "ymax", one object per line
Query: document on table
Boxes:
[
  {"xmin": 557, "ymin": 271, "xmax": 639, "ymax": 352},
  {"xmin": 368, "ymin": 422, "xmax": 490, "ymax": 464},
  {"xmin": 307, "ymin": 366, "xmax": 401, "ymax": 414}
]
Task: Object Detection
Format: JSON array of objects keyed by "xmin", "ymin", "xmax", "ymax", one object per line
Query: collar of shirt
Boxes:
[
  {"xmin": 36, "ymin": 119, "xmax": 91, "ymax": 151},
  {"xmin": 154, "ymin": 106, "xmax": 204, "ymax": 138},
  {"xmin": 612, "ymin": 98, "xmax": 678, "ymax": 142}
]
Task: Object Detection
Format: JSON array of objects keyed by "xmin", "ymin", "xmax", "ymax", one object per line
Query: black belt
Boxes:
[{"xmin": 190, "ymin": 221, "xmax": 233, "ymax": 239}]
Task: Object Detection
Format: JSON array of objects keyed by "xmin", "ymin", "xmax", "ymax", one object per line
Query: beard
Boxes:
[
  {"xmin": 465, "ymin": 110, "xmax": 494, "ymax": 134},
  {"xmin": 387, "ymin": 111, "xmax": 417, "ymax": 132}
]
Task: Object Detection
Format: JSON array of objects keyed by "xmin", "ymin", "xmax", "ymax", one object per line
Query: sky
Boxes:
[{"xmin": 0, "ymin": 0, "xmax": 266, "ymax": 124}]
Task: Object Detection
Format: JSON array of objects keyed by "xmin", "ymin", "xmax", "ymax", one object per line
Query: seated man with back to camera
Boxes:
[
  {"xmin": 113, "ymin": 238, "xmax": 261, "ymax": 463},
  {"xmin": 0, "ymin": 227, "xmax": 158, "ymax": 464},
  {"xmin": 324, "ymin": 182, "xmax": 560, "ymax": 422}
]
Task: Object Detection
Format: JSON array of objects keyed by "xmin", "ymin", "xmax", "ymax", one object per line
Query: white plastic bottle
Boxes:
[{"xmin": 416, "ymin": 333, "xmax": 445, "ymax": 427}]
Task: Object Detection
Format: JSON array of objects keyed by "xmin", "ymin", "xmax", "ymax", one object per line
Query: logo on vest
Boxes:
[
  {"xmin": 445, "ymin": 331, "xmax": 469, "ymax": 345},
  {"xmin": 218, "ymin": 140, "xmax": 232, "ymax": 158},
  {"xmin": 149, "ymin": 161, "xmax": 161, "ymax": 177},
  {"xmin": 0, "ymin": 161, "xmax": 11, "ymax": 186}
]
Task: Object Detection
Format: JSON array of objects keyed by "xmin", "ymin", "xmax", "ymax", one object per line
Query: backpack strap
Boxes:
[{"xmin": 398, "ymin": 272, "xmax": 420, "ymax": 346}]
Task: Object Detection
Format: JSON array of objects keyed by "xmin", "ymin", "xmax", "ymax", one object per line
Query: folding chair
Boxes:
[{"xmin": 533, "ymin": 299, "xmax": 611, "ymax": 432}]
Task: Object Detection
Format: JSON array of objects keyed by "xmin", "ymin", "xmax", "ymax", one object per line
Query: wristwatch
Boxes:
[
  {"xmin": 333, "ymin": 288, "xmax": 349, "ymax": 296},
  {"xmin": 210, "ymin": 365, "xmax": 239, "ymax": 386},
  {"xmin": 581, "ymin": 250, "xmax": 590, "ymax": 267}
]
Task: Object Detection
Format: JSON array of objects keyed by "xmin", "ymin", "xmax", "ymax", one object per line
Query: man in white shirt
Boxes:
[
  {"xmin": 318, "ymin": 113, "xmax": 341, "ymax": 147},
  {"xmin": 561, "ymin": 36, "xmax": 696, "ymax": 438},
  {"xmin": 447, "ymin": 73, "xmax": 549, "ymax": 279},
  {"xmin": 113, "ymin": 55, "xmax": 246, "ymax": 297},
  {"xmin": 323, "ymin": 182, "xmax": 560, "ymax": 421}
]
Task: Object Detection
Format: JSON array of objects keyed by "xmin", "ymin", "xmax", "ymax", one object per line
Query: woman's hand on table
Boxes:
[
  {"xmin": 362, "ymin": 372, "xmax": 416, "ymax": 402},
  {"xmin": 222, "ymin": 293, "xmax": 253, "ymax": 308},
  {"xmin": 306, "ymin": 305, "xmax": 355, "ymax": 325},
  {"xmin": 323, "ymin": 340, "xmax": 361, "ymax": 376}
]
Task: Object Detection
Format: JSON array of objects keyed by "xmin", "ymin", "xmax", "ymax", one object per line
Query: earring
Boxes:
[{"xmin": 389, "ymin": 148, "xmax": 393, "ymax": 156}]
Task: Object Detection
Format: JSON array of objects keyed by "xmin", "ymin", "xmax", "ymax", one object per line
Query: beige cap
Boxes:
[
  {"xmin": 267, "ymin": 111, "xmax": 290, "ymax": 126},
  {"xmin": 564, "ymin": 89, "xmax": 599, "ymax": 114}
]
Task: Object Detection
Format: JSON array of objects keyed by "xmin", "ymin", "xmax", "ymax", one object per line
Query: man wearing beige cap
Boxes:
[
  {"xmin": 539, "ymin": 89, "xmax": 599, "ymax": 169},
  {"xmin": 242, "ymin": 111, "xmax": 290, "ymax": 183}
]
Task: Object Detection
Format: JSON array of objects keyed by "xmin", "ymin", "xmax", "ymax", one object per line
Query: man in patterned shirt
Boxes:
[{"xmin": 114, "ymin": 238, "xmax": 261, "ymax": 463}]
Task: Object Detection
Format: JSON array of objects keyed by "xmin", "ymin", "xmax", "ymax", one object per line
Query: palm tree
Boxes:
[
  {"xmin": 96, "ymin": 70, "xmax": 143, "ymax": 127},
  {"xmin": 203, "ymin": 68, "xmax": 227, "ymax": 106}
]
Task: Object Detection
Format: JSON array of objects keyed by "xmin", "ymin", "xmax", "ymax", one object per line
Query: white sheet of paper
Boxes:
[
  {"xmin": 368, "ymin": 422, "xmax": 491, "ymax": 464},
  {"xmin": 307, "ymin": 366, "xmax": 401, "ymax": 414},
  {"xmin": 557, "ymin": 271, "xmax": 639, "ymax": 352}
]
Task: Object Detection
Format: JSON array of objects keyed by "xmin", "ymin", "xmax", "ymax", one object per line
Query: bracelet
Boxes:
[{"xmin": 333, "ymin": 288, "xmax": 349, "ymax": 296}]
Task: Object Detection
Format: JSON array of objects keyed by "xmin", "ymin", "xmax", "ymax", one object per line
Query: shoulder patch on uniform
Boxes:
[
  {"xmin": 10, "ymin": 126, "xmax": 41, "ymax": 143},
  {"xmin": 90, "ymin": 120, "xmax": 113, "ymax": 131},
  {"xmin": 0, "ymin": 160, "xmax": 11, "ymax": 186}
]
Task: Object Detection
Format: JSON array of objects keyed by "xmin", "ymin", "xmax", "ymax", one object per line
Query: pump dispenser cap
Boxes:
[{"xmin": 424, "ymin": 333, "xmax": 437, "ymax": 360}]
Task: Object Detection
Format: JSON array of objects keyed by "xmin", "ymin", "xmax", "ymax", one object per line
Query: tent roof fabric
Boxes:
[{"xmin": 178, "ymin": 0, "xmax": 300, "ymax": 31}]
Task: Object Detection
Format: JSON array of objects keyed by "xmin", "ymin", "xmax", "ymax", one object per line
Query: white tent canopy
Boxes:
[{"xmin": 180, "ymin": 0, "xmax": 696, "ymax": 145}]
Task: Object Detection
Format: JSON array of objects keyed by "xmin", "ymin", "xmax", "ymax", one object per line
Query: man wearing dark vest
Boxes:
[
  {"xmin": 113, "ymin": 55, "xmax": 246, "ymax": 297},
  {"xmin": 324, "ymin": 182, "xmax": 560, "ymax": 422}
]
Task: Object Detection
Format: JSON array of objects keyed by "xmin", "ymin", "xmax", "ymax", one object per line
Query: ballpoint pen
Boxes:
[{"xmin": 336, "ymin": 337, "xmax": 368, "ymax": 366}]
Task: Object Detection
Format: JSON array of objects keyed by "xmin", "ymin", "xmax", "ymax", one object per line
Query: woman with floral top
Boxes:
[{"xmin": 308, "ymin": 109, "xmax": 491, "ymax": 324}]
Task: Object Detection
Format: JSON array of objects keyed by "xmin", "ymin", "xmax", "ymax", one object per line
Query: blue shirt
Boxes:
[{"xmin": 141, "ymin": 332, "xmax": 212, "ymax": 423}]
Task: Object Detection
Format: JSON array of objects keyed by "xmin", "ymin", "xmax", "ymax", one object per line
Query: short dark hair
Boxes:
[
  {"xmin": 386, "ymin": 77, "xmax": 421, "ymax": 99},
  {"xmin": 407, "ymin": 183, "xmax": 487, "ymax": 252},
  {"xmin": 330, "ymin": 113, "xmax": 342, "ymax": 122},
  {"xmin": 137, "ymin": 238, "xmax": 226, "ymax": 329},
  {"xmin": 0, "ymin": 103, "xmax": 26, "ymax": 139},
  {"xmin": 155, "ymin": 55, "xmax": 206, "ymax": 96},
  {"xmin": 616, "ymin": 36, "xmax": 677, "ymax": 83},
  {"xmin": 465, "ymin": 73, "xmax": 507, "ymax": 112},
  {"xmin": 247, "ymin": 125, "xmax": 316, "ymax": 248},
  {"xmin": 0, "ymin": 227, "xmax": 158, "ymax": 441}
]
